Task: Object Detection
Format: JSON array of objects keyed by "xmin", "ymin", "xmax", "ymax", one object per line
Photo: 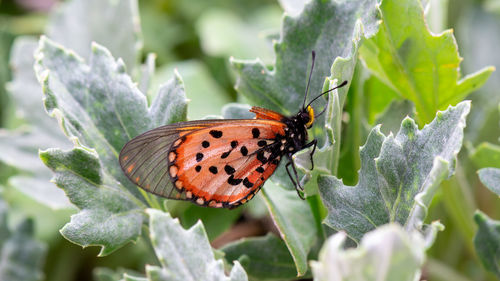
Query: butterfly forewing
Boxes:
[
  {"xmin": 119, "ymin": 121, "xmax": 228, "ymax": 198},
  {"xmin": 119, "ymin": 119, "xmax": 286, "ymax": 208}
]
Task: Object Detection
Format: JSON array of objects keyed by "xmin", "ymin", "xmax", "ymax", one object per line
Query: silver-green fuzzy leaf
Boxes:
[
  {"xmin": 34, "ymin": 37, "xmax": 188, "ymax": 254},
  {"xmin": 473, "ymin": 211, "xmax": 500, "ymax": 278},
  {"xmin": 145, "ymin": 209, "xmax": 248, "ymax": 281},
  {"xmin": 318, "ymin": 101, "xmax": 470, "ymax": 242},
  {"xmin": 40, "ymin": 147, "xmax": 145, "ymax": 256}
]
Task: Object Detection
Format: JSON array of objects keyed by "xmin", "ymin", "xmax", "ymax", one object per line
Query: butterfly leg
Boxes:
[
  {"xmin": 302, "ymin": 139, "xmax": 317, "ymax": 170},
  {"xmin": 285, "ymin": 155, "xmax": 306, "ymax": 200}
]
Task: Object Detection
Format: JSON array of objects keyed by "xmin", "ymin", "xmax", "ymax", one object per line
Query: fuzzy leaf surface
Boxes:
[
  {"xmin": 40, "ymin": 148, "xmax": 145, "ymax": 256},
  {"xmin": 310, "ymin": 224, "xmax": 425, "ymax": 281},
  {"xmin": 318, "ymin": 101, "xmax": 470, "ymax": 242},
  {"xmin": 473, "ymin": 211, "xmax": 500, "ymax": 278},
  {"xmin": 145, "ymin": 209, "xmax": 248, "ymax": 281},
  {"xmin": 35, "ymin": 37, "xmax": 188, "ymax": 254},
  {"xmin": 359, "ymin": 0, "xmax": 493, "ymax": 123},
  {"xmin": 261, "ymin": 182, "xmax": 317, "ymax": 277}
]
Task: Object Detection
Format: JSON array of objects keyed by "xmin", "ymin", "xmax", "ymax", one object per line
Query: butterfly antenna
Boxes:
[
  {"xmin": 309, "ymin": 80, "xmax": 348, "ymax": 117},
  {"xmin": 302, "ymin": 51, "xmax": 316, "ymax": 109}
]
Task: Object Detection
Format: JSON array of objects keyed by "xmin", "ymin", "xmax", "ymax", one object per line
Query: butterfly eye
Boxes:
[{"xmin": 305, "ymin": 105, "xmax": 314, "ymax": 128}]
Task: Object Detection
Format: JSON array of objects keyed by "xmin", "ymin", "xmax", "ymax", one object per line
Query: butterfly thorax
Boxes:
[{"xmin": 280, "ymin": 108, "xmax": 311, "ymax": 154}]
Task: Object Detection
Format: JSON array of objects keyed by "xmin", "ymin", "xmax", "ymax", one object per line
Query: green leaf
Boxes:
[
  {"xmin": 47, "ymin": 0, "xmax": 142, "ymax": 73},
  {"xmin": 0, "ymin": 198, "xmax": 47, "ymax": 281},
  {"xmin": 318, "ymin": 101, "xmax": 470, "ymax": 242},
  {"xmin": 310, "ymin": 224, "xmax": 426, "ymax": 281},
  {"xmin": 145, "ymin": 209, "xmax": 248, "ymax": 281},
  {"xmin": 261, "ymin": 181, "xmax": 317, "ymax": 277},
  {"xmin": 222, "ymin": 234, "xmax": 298, "ymax": 281},
  {"xmin": 470, "ymin": 142, "xmax": 500, "ymax": 169},
  {"xmin": 473, "ymin": 211, "xmax": 500, "ymax": 278},
  {"xmin": 148, "ymin": 70, "xmax": 188, "ymax": 126},
  {"xmin": 40, "ymin": 147, "xmax": 145, "ymax": 256},
  {"xmin": 359, "ymin": 0, "xmax": 494, "ymax": 123},
  {"xmin": 478, "ymin": 168, "xmax": 500, "ymax": 196},
  {"xmin": 34, "ymin": 37, "xmax": 188, "ymax": 254}
]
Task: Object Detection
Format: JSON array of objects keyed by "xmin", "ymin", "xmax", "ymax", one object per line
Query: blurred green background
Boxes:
[{"xmin": 0, "ymin": 0, "xmax": 499, "ymax": 280}]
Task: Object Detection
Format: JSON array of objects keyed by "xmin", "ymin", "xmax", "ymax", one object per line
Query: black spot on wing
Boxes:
[
  {"xmin": 252, "ymin": 128, "xmax": 260, "ymax": 138},
  {"xmin": 196, "ymin": 153, "xmax": 204, "ymax": 162},
  {"xmin": 257, "ymin": 140, "xmax": 267, "ymax": 147},
  {"xmin": 243, "ymin": 178, "xmax": 254, "ymax": 188},
  {"xmin": 209, "ymin": 166, "xmax": 218, "ymax": 174},
  {"xmin": 227, "ymin": 175, "xmax": 243, "ymax": 186},
  {"xmin": 202, "ymin": 141, "xmax": 210, "ymax": 148},
  {"xmin": 224, "ymin": 165, "xmax": 235, "ymax": 175},
  {"xmin": 195, "ymin": 165, "xmax": 202, "ymax": 172},
  {"xmin": 209, "ymin": 130, "xmax": 223, "ymax": 138},
  {"xmin": 221, "ymin": 151, "xmax": 231, "ymax": 159},
  {"xmin": 256, "ymin": 166, "xmax": 265, "ymax": 173},
  {"xmin": 240, "ymin": 146, "xmax": 248, "ymax": 156},
  {"xmin": 257, "ymin": 151, "xmax": 267, "ymax": 164},
  {"xmin": 230, "ymin": 140, "xmax": 238, "ymax": 148}
]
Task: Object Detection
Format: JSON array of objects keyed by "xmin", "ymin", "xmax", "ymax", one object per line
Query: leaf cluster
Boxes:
[{"xmin": 0, "ymin": 0, "xmax": 499, "ymax": 280}]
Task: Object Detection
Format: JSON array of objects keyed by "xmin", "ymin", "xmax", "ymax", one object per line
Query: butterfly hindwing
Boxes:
[{"xmin": 119, "ymin": 119, "xmax": 286, "ymax": 208}]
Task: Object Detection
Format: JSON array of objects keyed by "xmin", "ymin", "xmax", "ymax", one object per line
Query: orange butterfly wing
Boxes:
[{"xmin": 119, "ymin": 118, "xmax": 286, "ymax": 208}]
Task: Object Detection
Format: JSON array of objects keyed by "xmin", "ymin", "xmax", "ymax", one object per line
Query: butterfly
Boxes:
[{"xmin": 119, "ymin": 51, "xmax": 348, "ymax": 208}]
